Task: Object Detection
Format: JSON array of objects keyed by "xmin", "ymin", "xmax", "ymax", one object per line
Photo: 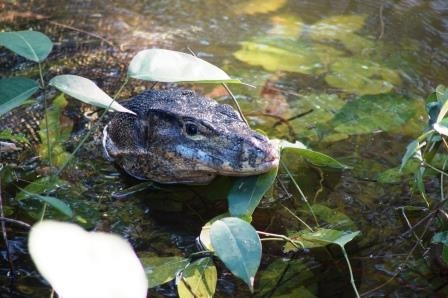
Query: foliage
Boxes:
[
  {"xmin": 0, "ymin": 29, "xmax": 358, "ymax": 297},
  {"xmin": 234, "ymin": 15, "xmax": 401, "ymax": 95},
  {"xmin": 400, "ymin": 84, "xmax": 448, "ymax": 268},
  {"xmin": 0, "ymin": 77, "xmax": 38, "ymax": 115}
]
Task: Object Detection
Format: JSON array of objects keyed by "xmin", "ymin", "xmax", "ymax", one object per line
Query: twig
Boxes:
[
  {"xmin": 47, "ymin": 20, "xmax": 115, "ymax": 48},
  {"xmin": 399, "ymin": 207, "xmax": 425, "ymax": 249},
  {"xmin": 281, "ymin": 160, "xmax": 319, "ymax": 226},
  {"xmin": 0, "ymin": 217, "xmax": 31, "ymax": 229},
  {"xmin": 378, "ymin": 3, "xmax": 385, "ymax": 40}
]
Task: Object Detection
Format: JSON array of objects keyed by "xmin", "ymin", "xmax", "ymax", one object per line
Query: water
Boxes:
[{"xmin": 1, "ymin": 0, "xmax": 448, "ymax": 296}]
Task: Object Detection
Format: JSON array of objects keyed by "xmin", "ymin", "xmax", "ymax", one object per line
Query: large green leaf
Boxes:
[
  {"xmin": 256, "ymin": 259, "xmax": 316, "ymax": 297},
  {"xmin": 0, "ymin": 77, "xmax": 38, "ymax": 115},
  {"xmin": 128, "ymin": 49, "xmax": 241, "ymax": 83},
  {"xmin": 400, "ymin": 140, "xmax": 422, "ymax": 171},
  {"xmin": 0, "ymin": 30, "xmax": 53, "ymax": 62},
  {"xmin": 331, "ymin": 94, "xmax": 416, "ymax": 135},
  {"xmin": 309, "ymin": 15, "xmax": 374, "ymax": 53},
  {"xmin": 49, "ymin": 75, "xmax": 135, "ymax": 115},
  {"xmin": 177, "ymin": 258, "xmax": 217, "ymax": 298},
  {"xmin": 324, "ymin": 58, "xmax": 401, "ymax": 95},
  {"xmin": 277, "ymin": 140, "xmax": 349, "ymax": 170},
  {"xmin": 234, "ymin": 37, "xmax": 324, "ymax": 75},
  {"xmin": 210, "ymin": 217, "xmax": 261, "ymax": 292},
  {"xmin": 140, "ymin": 256, "xmax": 189, "ymax": 288},
  {"xmin": 227, "ymin": 167, "xmax": 278, "ymax": 217},
  {"xmin": 19, "ymin": 189, "xmax": 73, "ymax": 218},
  {"xmin": 301, "ymin": 228, "xmax": 360, "ymax": 247},
  {"xmin": 310, "ymin": 15, "xmax": 366, "ymax": 39}
]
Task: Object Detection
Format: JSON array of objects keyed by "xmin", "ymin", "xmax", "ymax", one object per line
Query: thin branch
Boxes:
[
  {"xmin": 378, "ymin": 3, "xmax": 385, "ymax": 40},
  {"xmin": 0, "ymin": 217, "xmax": 31, "ymax": 229},
  {"xmin": 47, "ymin": 20, "xmax": 115, "ymax": 48}
]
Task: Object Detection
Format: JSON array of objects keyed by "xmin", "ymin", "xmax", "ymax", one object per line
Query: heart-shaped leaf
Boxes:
[
  {"xmin": 0, "ymin": 30, "xmax": 53, "ymax": 62},
  {"xmin": 140, "ymin": 256, "xmax": 189, "ymax": 288},
  {"xmin": 177, "ymin": 258, "xmax": 217, "ymax": 298},
  {"xmin": 0, "ymin": 77, "xmax": 38, "ymax": 115},
  {"xmin": 49, "ymin": 75, "xmax": 135, "ymax": 115},
  {"xmin": 128, "ymin": 49, "xmax": 241, "ymax": 83},
  {"xmin": 28, "ymin": 220, "xmax": 148, "ymax": 298},
  {"xmin": 210, "ymin": 217, "xmax": 261, "ymax": 292}
]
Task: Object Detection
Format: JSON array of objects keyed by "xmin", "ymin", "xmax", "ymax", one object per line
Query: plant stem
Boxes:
[
  {"xmin": 38, "ymin": 62, "xmax": 54, "ymax": 178},
  {"xmin": 222, "ymin": 83, "xmax": 249, "ymax": 126},
  {"xmin": 340, "ymin": 244, "xmax": 360, "ymax": 298},
  {"xmin": 257, "ymin": 230, "xmax": 303, "ymax": 249},
  {"xmin": 280, "ymin": 160, "xmax": 319, "ymax": 226}
]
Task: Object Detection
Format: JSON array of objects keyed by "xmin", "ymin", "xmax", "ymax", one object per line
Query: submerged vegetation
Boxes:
[{"xmin": 1, "ymin": 1, "xmax": 448, "ymax": 296}]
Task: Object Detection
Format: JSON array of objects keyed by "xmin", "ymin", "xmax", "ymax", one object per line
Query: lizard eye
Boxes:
[{"xmin": 185, "ymin": 122, "xmax": 198, "ymax": 136}]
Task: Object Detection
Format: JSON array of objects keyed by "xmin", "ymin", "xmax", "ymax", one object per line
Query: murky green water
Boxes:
[{"xmin": 1, "ymin": 0, "xmax": 448, "ymax": 297}]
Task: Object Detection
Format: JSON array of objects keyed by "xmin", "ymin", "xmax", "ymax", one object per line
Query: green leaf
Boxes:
[
  {"xmin": 436, "ymin": 85, "xmax": 448, "ymax": 123},
  {"xmin": 310, "ymin": 15, "xmax": 366, "ymax": 39},
  {"xmin": 37, "ymin": 93, "xmax": 72, "ymax": 167},
  {"xmin": 0, "ymin": 30, "xmax": 53, "ymax": 62},
  {"xmin": 48, "ymin": 75, "xmax": 135, "ymax": 115},
  {"xmin": 0, "ymin": 77, "xmax": 38, "ymax": 115},
  {"xmin": 234, "ymin": 0, "xmax": 287, "ymax": 15},
  {"xmin": 128, "ymin": 49, "xmax": 241, "ymax": 83},
  {"xmin": 285, "ymin": 228, "xmax": 360, "ymax": 252},
  {"xmin": 431, "ymin": 231, "xmax": 448, "ymax": 245},
  {"xmin": 234, "ymin": 37, "xmax": 324, "ymax": 75},
  {"xmin": 256, "ymin": 259, "xmax": 316, "ymax": 297},
  {"xmin": 210, "ymin": 217, "xmax": 261, "ymax": 292},
  {"xmin": 19, "ymin": 188, "xmax": 73, "ymax": 218},
  {"xmin": 277, "ymin": 140, "xmax": 349, "ymax": 170},
  {"xmin": 324, "ymin": 58, "xmax": 401, "ymax": 95},
  {"xmin": 140, "ymin": 256, "xmax": 189, "ymax": 288},
  {"xmin": 228, "ymin": 167, "xmax": 278, "ymax": 217},
  {"xmin": 400, "ymin": 140, "xmax": 421, "ymax": 171},
  {"xmin": 199, "ymin": 213, "xmax": 228, "ymax": 252},
  {"xmin": 309, "ymin": 15, "xmax": 374, "ymax": 54},
  {"xmin": 16, "ymin": 176, "xmax": 67, "ymax": 200},
  {"xmin": 301, "ymin": 228, "xmax": 360, "ymax": 247},
  {"xmin": 331, "ymin": 94, "xmax": 416, "ymax": 135},
  {"xmin": 177, "ymin": 258, "xmax": 217, "ymax": 298},
  {"xmin": 268, "ymin": 14, "xmax": 304, "ymax": 38},
  {"xmin": 310, "ymin": 204, "xmax": 356, "ymax": 230},
  {"xmin": 0, "ymin": 128, "xmax": 29, "ymax": 144}
]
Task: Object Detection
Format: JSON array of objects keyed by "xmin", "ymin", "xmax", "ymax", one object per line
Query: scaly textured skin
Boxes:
[{"xmin": 103, "ymin": 89, "xmax": 279, "ymax": 184}]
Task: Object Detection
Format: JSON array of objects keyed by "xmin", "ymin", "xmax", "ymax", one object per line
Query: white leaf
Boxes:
[
  {"xmin": 28, "ymin": 220, "xmax": 148, "ymax": 298},
  {"xmin": 49, "ymin": 75, "xmax": 136, "ymax": 115},
  {"xmin": 128, "ymin": 49, "xmax": 241, "ymax": 83}
]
